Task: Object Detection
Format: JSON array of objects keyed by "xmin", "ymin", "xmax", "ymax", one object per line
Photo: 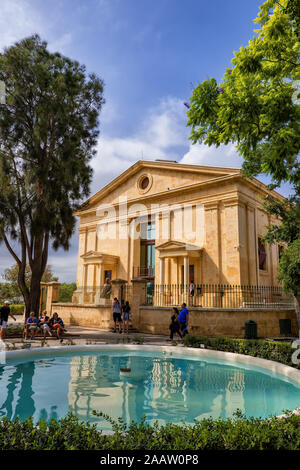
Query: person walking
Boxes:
[
  {"xmin": 0, "ymin": 301, "xmax": 16, "ymax": 340},
  {"xmin": 122, "ymin": 301, "xmax": 131, "ymax": 334},
  {"xmin": 112, "ymin": 297, "xmax": 122, "ymax": 333},
  {"xmin": 169, "ymin": 307, "xmax": 182, "ymax": 340},
  {"xmin": 178, "ymin": 302, "xmax": 189, "ymax": 338}
]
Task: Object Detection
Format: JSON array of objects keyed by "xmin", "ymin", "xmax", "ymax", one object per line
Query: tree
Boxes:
[
  {"xmin": 188, "ymin": 0, "xmax": 299, "ymax": 191},
  {"xmin": 0, "ymin": 35, "xmax": 104, "ymax": 316},
  {"xmin": 2, "ymin": 264, "xmax": 58, "ymax": 298},
  {"xmin": 58, "ymin": 283, "xmax": 77, "ymax": 303},
  {"xmin": 187, "ymin": 0, "xmax": 300, "ymax": 299},
  {"xmin": 278, "ymin": 239, "xmax": 300, "ymax": 310}
]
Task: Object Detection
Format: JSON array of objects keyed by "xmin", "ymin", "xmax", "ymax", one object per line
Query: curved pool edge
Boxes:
[
  {"xmin": 4, "ymin": 343, "xmax": 300, "ymax": 384},
  {"xmin": 3, "ymin": 344, "xmax": 300, "ymax": 420}
]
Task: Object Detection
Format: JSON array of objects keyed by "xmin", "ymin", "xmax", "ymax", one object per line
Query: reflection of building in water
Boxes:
[
  {"xmin": 225, "ymin": 369, "xmax": 245, "ymax": 417},
  {"xmin": 67, "ymin": 355, "xmax": 295, "ymax": 427},
  {"xmin": 148, "ymin": 359, "xmax": 190, "ymax": 422},
  {"xmin": 68, "ymin": 355, "xmax": 147, "ymax": 427}
]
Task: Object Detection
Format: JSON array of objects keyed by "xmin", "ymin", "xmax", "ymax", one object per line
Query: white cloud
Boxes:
[
  {"xmin": 180, "ymin": 142, "xmax": 242, "ymax": 168},
  {"xmin": 91, "ymin": 96, "xmax": 241, "ymax": 194},
  {"xmin": 91, "ymin": 96, "xmax": 188, "ymax": 191},
  {"xmin": 0, "ymin": 0, "xmax": 72, "ymax": 54},
  {"xmin": 0, "ymin": 0, "xmax": 43, "ymax": 50}
]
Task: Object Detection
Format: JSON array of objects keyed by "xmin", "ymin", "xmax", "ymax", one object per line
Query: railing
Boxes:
[
  {"xmin": 132, "ymin": 266, "xmax": 155, "ymax": 278},
  {"xmin": 146, "ymin": 284, "xmax": 295, "ymax": 309},
  {"xmin": 71, "ymin": 286, "xmax": 107, "ymax": 305},
  {"xmin": 120, "ymin": 283, "xmax": 133, "ymax": 305},
  {"xmin": 71, "ymin": 284, "xmax": 133, "ymax": 306}
]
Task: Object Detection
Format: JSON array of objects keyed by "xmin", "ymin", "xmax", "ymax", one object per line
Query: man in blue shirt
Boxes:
[
  {"xmin": 25, "ymin": 312, "xmax": 38, "ymax": 339},
  {"xmin": 178, "ymin": 303, "xmax": 189, "ymax": 338}
]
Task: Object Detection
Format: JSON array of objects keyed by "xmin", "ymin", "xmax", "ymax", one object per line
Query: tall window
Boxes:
[
  {"xmin": 258, "ymin": 238, "xmax": 267, "ymax": 271},
  {"xmin": 140, "ymin": 218, "xmax": 155, "ymax": 277}
]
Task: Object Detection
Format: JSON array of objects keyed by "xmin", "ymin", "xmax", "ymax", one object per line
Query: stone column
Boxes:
[
  {"xmin": 159, "ymin": 257, "xmax": 165, "ymax": 285},
  {"xmin": 131, "ymin": 279, "xmax": 148, "ymax": 330},
  {"xmin": 42, "ymin": 282, "xmax": 61, "ymax": 316},
  {"xmin": 94, "ymin": 262, "xmax": 104, "ymax": 304},
  {"xmin": 183, "ymin": 255, "xmax": 189, "ymax": 304},
  {"xmin": 111, "ymin": 278, "xmax": 127, "ymax": 303}
]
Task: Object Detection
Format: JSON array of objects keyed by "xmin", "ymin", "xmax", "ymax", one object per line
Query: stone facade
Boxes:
[{"xmin": 73, "ymin": 160, "xmax": 285, "ymax": 293}]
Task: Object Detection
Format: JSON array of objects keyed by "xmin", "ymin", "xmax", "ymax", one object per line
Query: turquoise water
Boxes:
[{"xmin": 0, "ymin": 350, "xmax": 299, "ymax": 431}]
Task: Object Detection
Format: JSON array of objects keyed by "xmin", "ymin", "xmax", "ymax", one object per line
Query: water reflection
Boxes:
[
  {"xmin": 0, "ymin": 353, "xmax": 299, "ymax": 429},
  {"xmin": 0, "ymin": 362, "xmax": 35, "ymax": 420},
  {"xmin": 67, "ymin": 354, "xmax": 300, "ymax": 428}
]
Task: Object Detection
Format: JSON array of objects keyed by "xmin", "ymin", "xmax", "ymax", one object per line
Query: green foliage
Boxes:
[
  {"xmin": 9, "ymin": 304, "xmax": 24, "ymax": 315},
  {"xmin": 0, "ymin": 412, "xmax": 300, "ymax": 450},
  {"xmin": 187, "ymin": 0, "xmax": 300, "ymax": 295},
  {"xmin": 2, "ymin": 264, "xmax": 58, "ymax": 299},
  {"xmin": 278, "ymin": 238, "xmax": 300, "ymax": 298},
  {"xmin": 133, "ymin": 336, "xmax": 145, "ymax": 344},
  {"xmin": 188, "ymin": 0, "xmax": 299, "ymax": 191},
  {"xmin": 58, "ymin": 282, "xmax": 76, "ymax": 302},
  {"xmin": 0, "ymin": 35, "xmax": 104, "ymax": 315},
  {"xmin": 184, "ymin": 334, "xmax": 300, "ymax": 369}
]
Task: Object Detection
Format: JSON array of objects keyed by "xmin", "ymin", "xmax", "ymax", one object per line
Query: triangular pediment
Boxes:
[
  {"xmin": 81, "ymin": 251, "xmax": 119, "ymax": 262},
  {"xmin": 156, "ymin": 240, "xmax": 188, "ymax": 250},
  {"xmin": 81, "ymin": 250, "xmax": 99, "ymax": 259},
  {"xmin": 75, "ymin": 160, "xmax": 241, "ymax": 214},
  {"xmin": 156, "ymin": 240, "xmax": 202, "ymax": 253}
]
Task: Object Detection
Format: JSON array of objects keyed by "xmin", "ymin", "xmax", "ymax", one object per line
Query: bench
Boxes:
[{"xmin": 23, "ymin": 323, "xmax": 67, "ymax": 340}]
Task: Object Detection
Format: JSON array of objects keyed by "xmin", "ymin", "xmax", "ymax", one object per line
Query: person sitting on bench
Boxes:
[
  {"xmin": 25, "ymin": 312, "xmax": 38, "ymax": 340},
  {"xmin": 38, "ymin": 310, "xmax": 52, "ymax": 339},
  {"xmin": 49, "ymin": 312, "xmax": 65, "ymax": 339}
]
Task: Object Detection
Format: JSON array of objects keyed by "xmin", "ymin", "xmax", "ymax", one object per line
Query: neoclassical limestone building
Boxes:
[{"xmin": 74, "ymin": 160, "xmax": 284, "ymax": 298}]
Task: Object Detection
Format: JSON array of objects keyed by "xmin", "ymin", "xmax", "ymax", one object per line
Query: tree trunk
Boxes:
[{"xmin": 28, "ymin": 232, "xmax": 49, "ymax": 318}]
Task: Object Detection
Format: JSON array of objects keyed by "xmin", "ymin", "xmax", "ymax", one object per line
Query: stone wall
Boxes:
[
  {"xmin": 51, "ymin": 303, "xmax": 113, "ymax": 329},
  {"xmin": 137, "ymin": 306, "xmax": 298, "ymax": 338}
]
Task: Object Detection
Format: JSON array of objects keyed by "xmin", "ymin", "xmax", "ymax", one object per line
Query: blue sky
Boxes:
[{"xmin": 0, "ymin": 0, "xmax": 290, "ymax": 282}]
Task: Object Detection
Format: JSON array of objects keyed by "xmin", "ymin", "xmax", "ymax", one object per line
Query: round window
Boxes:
[
  {"xmin": 137, "ymin": 173, "xmax": 152, "ymax": 194},
  {"xmin": 140, "ymin": 176, "xmax": 149, "ymax": 190}
]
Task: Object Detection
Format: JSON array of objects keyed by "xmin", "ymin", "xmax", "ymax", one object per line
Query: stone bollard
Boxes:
[{"xmin": 40, "ymin": 282, "xmax": 61, "ymax": 316}]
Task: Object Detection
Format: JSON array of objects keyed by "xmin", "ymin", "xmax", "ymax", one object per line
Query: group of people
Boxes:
[
  {"xmin": 1, "ymin": 296, "xmax": 189, "ymax": 342},
  {"xmin": 112, "ymin": 298, "xmax": 131, "ymax": 334},
  {"xmin": 0, "ymin": 300, "xmax": 65, "ymax": 341},
  {"xmin": 112, "ymin": 297, "xmax": 189, "ymax": 341},
  {"xmin": 25, "ymin": 311, "xmax": 65, "ymax": 340},
  {"xmin": 169, "ymin": 303, "xmax": 189, "ymax": 341}
]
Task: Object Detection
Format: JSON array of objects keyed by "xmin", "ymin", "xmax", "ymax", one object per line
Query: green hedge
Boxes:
[
  {"xmin": 9, "ymin": 304, "xmax": 25, "ymax": 315},
  {"xmin": 0, "ymin": 412, "xmax": 300, "ymax": 450},
  {"xmin": 184, "ymin": 335, "xmax": 300, "ymax": 369}
]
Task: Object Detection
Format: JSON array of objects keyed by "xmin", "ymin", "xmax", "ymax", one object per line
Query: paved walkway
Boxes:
[{"xmin": 4, "ymin": 319, "xmax": 182, "ymax": 349}]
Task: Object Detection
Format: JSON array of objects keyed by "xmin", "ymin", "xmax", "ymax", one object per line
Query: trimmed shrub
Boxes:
[
  {"xmin": 0, "ymin": 412, "xmax": 300, "ymax": 450},
  {"xmin": 184, "ymin": 335, "xmax": 300, "ymax": 369}
]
